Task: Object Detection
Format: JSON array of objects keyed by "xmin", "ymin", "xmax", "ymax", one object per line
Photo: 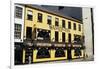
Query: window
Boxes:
[
  {"xmin": 37, "ymin": 48, "xmax": 50, "ymax": 58},
  {"xmin": 79, "ymin": 24, "xmax": 81, "ymax": 31},
  {"xmin": 73, "ymin": 23, "xmax": 76, "ymax": 30},
  {"xmin": 26, "ymin": 27, "xmax": 32, "ymax": 39},
  {"xmin": 38, "ymin": 13, "xmax": 42, "ymax": 22},
  {"xmin": 15, "ymin": 6, "xmax": 23, "ymax": 18},
  {"xmin": 68, "ymin": 33, "xmax": 71, "ymax": 42},
  {"xmin": 47, "ymin": 16, "xmax": 52, "ymax": 25},
  {"xmin": 55, "ymin": 31, "xmax": 59, "ymax": 42},
  {"xmin": 74, "ymin": 35, "xmax": 81, "ymax": 43},
  {"xmin": 27, "ymin": 10, "xmax": 33, "ymax": 21},
  {"xmin": 68, "ymin": 21, "xmax": 71, "ymax": 29},
  {"xmin": 62, "ymin": 32, "xmax": 65, "ymax": 42},
  {"xmin": 55, "ymin": 48, "xmax": 65, "ymax": 57},
  {"xmin": 14, "ymin": 24, "xmax": 22, "ymax": 39},
  {"xmin": 37, "ymin": 29, "xmax": 50, "ymax": 40},
  {"xmin": 62, "ymin": 20, "xmax": 65, "ymax": 28},
  {"xmin": 55, "ymin": 18, "xmax": 59, "ymax": 26},
  {"xmin": 74, "ymin": 48, "xmax": 81, "ymax": 56}
]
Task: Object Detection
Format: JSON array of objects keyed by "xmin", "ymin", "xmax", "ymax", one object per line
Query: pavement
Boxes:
[{"xmin": 47, "ymin": 57, "xmax": 94, "ymax": 64}]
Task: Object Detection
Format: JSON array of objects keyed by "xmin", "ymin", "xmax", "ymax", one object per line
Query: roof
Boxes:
[{"xmin": 18, "ymin": 4, "xmax": 82, "ymax": 23}]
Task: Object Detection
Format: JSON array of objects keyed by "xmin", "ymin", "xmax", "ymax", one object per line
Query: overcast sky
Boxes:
[{"xmin": 41, "ymin": 5, "xmax": 82, "ymax": 21}]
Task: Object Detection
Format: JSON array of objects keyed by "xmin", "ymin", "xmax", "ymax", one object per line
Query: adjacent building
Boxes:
[
  {"xmin": 14, "ymin": 4, "xmax": 25, "ymax": 64},
  {"xmin": 82, "ymin": 8, "xmax": 94, "ymax": 60}
]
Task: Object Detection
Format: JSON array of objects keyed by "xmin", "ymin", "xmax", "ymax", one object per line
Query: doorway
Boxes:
[{"xmin": 67, "ymin": 48, "xmax": 72, "ymax": 60}]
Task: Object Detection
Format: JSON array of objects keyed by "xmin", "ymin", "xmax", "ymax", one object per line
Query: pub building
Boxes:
[{"xmin": 14, "ymin": 4, "xmax": 85, "ymax": 64}]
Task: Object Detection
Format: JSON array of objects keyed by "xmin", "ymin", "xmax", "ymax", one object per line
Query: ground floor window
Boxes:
[
  {"xmin": 55, "ymin": 48, "xmax": 65, "ymax": 57},
  {"xmin": 74, "ymin": 48, "xmax": 81, "ymax": 56},
  {"xmin": 36, "ymin": 47, "xmax": 50, "ymax": 58},
  {"xmin": 74, "ymin": 35, "xmax": 81, "ymax": 43}
]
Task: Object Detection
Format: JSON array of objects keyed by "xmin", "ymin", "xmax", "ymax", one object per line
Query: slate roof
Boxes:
[{"xmin": 18, "ymin": 4, "xmax": 82, "ymax": 23}]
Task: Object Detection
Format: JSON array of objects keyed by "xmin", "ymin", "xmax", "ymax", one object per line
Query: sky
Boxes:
[{"xmin": 41, "ymin": 5, "xmax": 82, "ymax": 21}]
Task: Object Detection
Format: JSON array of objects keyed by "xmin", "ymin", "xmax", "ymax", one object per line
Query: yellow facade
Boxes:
[
  {"xmin": 24, "ymin": 7, "xmax": 83, "ymax": 42},
  {"xmin": 22, "ymin": 49, "xmax": 25, "ymax": 63},
  {"xmin": 23, "ymin": 5, "xmax": 84, "ymax": 63},
  {"xmin": 33, "ymin": 50, "xmax": 67, "ymax": 62}
]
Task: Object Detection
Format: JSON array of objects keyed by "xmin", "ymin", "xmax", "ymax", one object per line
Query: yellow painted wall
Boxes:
[
  {"xmin": 53, "ymin": 50, "xmax": 67, "ymax": 60},
  {"xmin": 24, "ymin": 7, "xmax": 83, "ymax": 43},
  {"xmin": 33, "ymin": 50, "xmax": 51, "ymax": 62},
  {"xmin": 23, "ymin": 6, "xmax": 84, "ymax": 62},
  {"xmin": 22, "ymin": 49, "xmax": 25, "ymax": 63},
  {"xmin": 33, "ymin": 50, "xmax": 67, "ymax": 62}
]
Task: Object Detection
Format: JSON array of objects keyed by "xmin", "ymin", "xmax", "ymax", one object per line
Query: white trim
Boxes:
[{"xmin": 14, "ymin": 4, "xmax": 25, "ymax": 42}]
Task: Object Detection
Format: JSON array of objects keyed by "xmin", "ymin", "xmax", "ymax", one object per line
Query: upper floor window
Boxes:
[
  {"xmin": 15, "ymin": 6, "xmax": 23, "ymax": 19},
  {"xmin": 37, "ymin": 29, "xmax": 50, "ymax": 40},
  {"xmin": 68, "ymin": 21, "xmax": 71, "ymax": 29},
  {"xmin": 62, "ymin": 32, "xmax": 65, "ymax": 42},
  {"xmin": 55, "ymin": 18, "xmax": 59, "ymax": 26},
  {"xmin": 14, "ymin": 24, "xmax": 22, "ymax": 39},
  {"xmin": 38, "ymin": 13, "xmax": 42, "ymax": 22},
  {"xmin": 73, "ymin": 23, "xmax": 76, "ymax": 30},
  {"xmin": 47, "ymin": 16, "xmax": 52, "ymax": 25},
  {"xmin": 79, "ymin": 24, "xmax": 81, "ymax": 31},
  {"xmin": 55, "ymin": 31, "xmax": 59, "ymax": 42},
  {"xmin": 74, "ymin": 34, "xmax": 81, "ymax": 43},
  {"xmin": 62, "ymin": 20, "xmax": 65, "ymax": 28},
  {"xmin": 68, "ymin": 33, "xmax": 71, "ymax": 42},
  {"xmin": 27, "ymin": 10, "xmax": 33, "ymax": 21}
]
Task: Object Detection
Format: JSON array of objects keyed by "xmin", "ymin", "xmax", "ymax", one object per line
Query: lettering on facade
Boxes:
[
  {"xmin": 54, "ymin": 44, "xmax": 66, "ymax": 47},
  {"xmin": 49, "ymin": 25, "xmax": 70, "ymax": 32},
  {"xmin": 37, "ymin": 43, "xmax": 51, "ymax": 46},
  {"xmin": 73, "ymin": 45, "xmax": 81, "ymax": 47},
  {"xmin": 36, "ymin": 42, "xmax": 66, "ymax": 47}
]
